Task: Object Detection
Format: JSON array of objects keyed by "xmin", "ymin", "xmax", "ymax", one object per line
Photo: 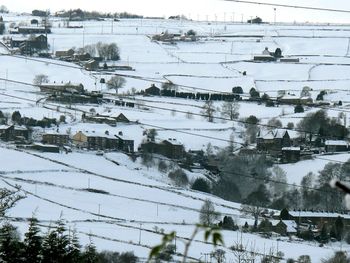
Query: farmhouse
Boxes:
[
  {"xmin": 324, "ymin": 140, "xmax": 348, "ymax": 152},
  {"xmin": 115, "ymin": 113, "xmax": 130, "ymax": 123},
  {"xmin": 256, "ymin": 130, "xmax": 291, "ymax": 152},
  {"xmin": 281, "ymin": 147, "xmax": 301, "ymax": 163},
  {"xmin": 84, "ymin": 59, "xmax": 99, "ymax": 71},
  {"xmin": 42, "ymin": 132, "xmax": 69, "ymax": 146},
  {"xmin": 141, "ymin": 139, "xmax": 185, "ymax": 159},
  {"xmin": 10, "ymin": 34, "xmax": 48, "ymax": 55},
  {"xmin": 115, "ymin": 131, "xmax": 134, "ymax": 153},
  {"xmin": 55, "ymin": 49, "xmax": 75, "ymax": 58},
  {"xmin": 145, "ymin": 84, "xmax": 161, "ymax": 96},
  {"xmin": 0, "ymin": 125, "xmax": 30, "ymax": 141},
  {"xmin": 271, "ymin": 220, "xmax": 298, "ymax": 236}
]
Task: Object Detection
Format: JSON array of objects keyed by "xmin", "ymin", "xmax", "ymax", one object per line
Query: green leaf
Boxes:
[
  {"xmin": 212, "ymin": 232, "xmax": 224, "ymax": 246},
  {"xmin": 149, "ymin": 245, "xmax": 163, "ymax": 259},
  {"xmin": 204, "ymin": 229, "xmax": 211, "ymax": 241}
]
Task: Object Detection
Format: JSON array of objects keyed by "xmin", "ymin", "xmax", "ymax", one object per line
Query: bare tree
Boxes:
[
  {"xmin": 267, "ymin": 118, "xmax": 282, "ymax": 131},
  {"xmin": 107, "ymin": 76, "xmax": 126, "ymax": 94},
  {"xmin": 199, "ymin": 199, "xmax": 221, "ymax": 226},
  {"xmin": 33, "ymin": 74, "xmax": 49, "ymax": 85},
  {"xmin": 241, "ymin": 204, "xmax": 264, "ymax": 229},
  {"xmin": 221, "ymin": 101, "xmax": 239, "ymax": 120},
  {"xmin": 0, "ymin": 187, "xmax": 24, "ymax": 218},
  {"xmin": 83, "ymin": 44, "xmax": 97, "ymax": 56},
  {"xmin": 270, "ymin": 166, "xmax": 287, "ymax": 197},
  {"xmin": 201, "ymin": 101, "xmax": 215, "ymax": 122},
  {"xmin": 211, "ymin": 249, "xmax": 226, "ymax": 263}
]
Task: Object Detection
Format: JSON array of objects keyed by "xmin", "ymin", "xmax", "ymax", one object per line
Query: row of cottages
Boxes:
[
  {"xmin": 277, "ymin": 94, "xmax": 313, "ymax": 105},
  {"xmin": 9, "ymin": 34, "xmax": 48, "ymax": 55},
  {"xmin": 42, "ymin": 130, "xmax": 134, "ymax": 153},
  {"xmin": 140, "ymin": 139, "xmax": 185, "ymax": 159},
  {"xmin": 82, "ymin": 113, "xmax": 130, "ymax": 126},
  {"xmin": 9, "ymin": 26, "xmax": 51, "ymax": 34},
  {"xmin": 279, "ymin": 209, "xmax": 350, "ymax": 230},
  {"xmin": 38, "ymin": 83, "xmax": 85, "ymax": 94},
  {"xmin": 0, "ymin": 125, "xmax": 30, "ymax": 141},
  {"xmin": 72, "ymin": 131, "xmax": 134, "ymax": 152}
]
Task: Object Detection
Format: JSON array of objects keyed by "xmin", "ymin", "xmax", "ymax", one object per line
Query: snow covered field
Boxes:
[{"xmin": 1, "ymin": 14, "xmax": 350, "ymax": 261}]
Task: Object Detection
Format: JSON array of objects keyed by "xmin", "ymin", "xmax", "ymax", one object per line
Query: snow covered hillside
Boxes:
[{"xmin": 0, "ymin": 13, "xmax": 350, "ymax": 261}]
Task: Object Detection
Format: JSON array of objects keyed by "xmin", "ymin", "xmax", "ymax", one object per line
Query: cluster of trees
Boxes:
[
  {"xmin": 10, "ymin": 110, "xmax": 65, "ymax": 128},
  {"xmin": 0, "ymin": 5, "xmax": 8, "ymax": 13},
  {"xmin": 0, "ymin": 216, "xmax": 138, "ymax": 263},
  {"xmin": 56, "ymin": 9, "xmax": 143, "ymax": 19},
  {"xmin": 200, "ymin": 100, "xmax": 240, "ymax": 123},
  {"xmin": 297, "ymin": 110, "xmax": 348, "ymax": 142},
  {"xmin": 77, "ymin": 42, "xmax": 120, "ymax": 61},
  {"xmin": 32, "ymin": 9, "xmax": 48, "ymax": 17}
]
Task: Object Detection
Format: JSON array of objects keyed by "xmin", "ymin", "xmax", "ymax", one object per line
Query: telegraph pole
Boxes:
[{"xmin": 138, "ymin": 223, "xmax": 142, "ymax": 244}]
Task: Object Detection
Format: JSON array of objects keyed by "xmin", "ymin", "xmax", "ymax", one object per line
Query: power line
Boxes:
[{"xmin": 224, "ymin": 0, "xmax": 350, "ymax": 14}]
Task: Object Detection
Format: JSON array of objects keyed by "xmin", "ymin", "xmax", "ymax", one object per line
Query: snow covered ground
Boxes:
[{"xmin": 0, "ymin": 14, "xmax": 350, "ymax": 261}]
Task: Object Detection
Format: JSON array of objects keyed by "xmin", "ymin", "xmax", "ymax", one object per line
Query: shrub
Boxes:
[
  {"xmin": 157, "ymin": 160, "xmax": 168, "ymax": 173},
  {"xmin": 168, "ymin": 169, "xmax": 188, "ymax": 186},
  {"xmin": 191, "ymin": 178, "xmax": 211, "ymax": 193},
  {"xmin": 294, "ymin": 104, "xmax": 304, "ymax": 113}
]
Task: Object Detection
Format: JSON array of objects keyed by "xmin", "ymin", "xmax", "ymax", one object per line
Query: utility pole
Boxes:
[
  {"xmin": 82, "ymin": 26, "xmax": 85, "ymax": 50},
  {"xmin": 5, "ymin": 69, "xmax": 8, "ymax": 89},
  {"xmin": 138, "ymin": 223, "xmax": 142, "ymax": 244},
  {"xmin": 274, "ymin": 8, "xmax": 277, "ymax": 24}
]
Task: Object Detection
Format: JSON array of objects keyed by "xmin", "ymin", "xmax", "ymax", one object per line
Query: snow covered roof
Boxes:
[
  {"xmin": 115, "ymin": 132, "xmax": 132, "ymax": 141},
  {"xmin": 83, "ymin": 130, "xmax": 117, "ymax": 139},
  {"xmin": 0, "ymin": 125, "xmax": 11, "ymax": 130},
  {"xmin": 282, "ymin": 147, "xmax": 300, "ymax": 151},
  {"xmin": 163, "ymin": 138, "xmax": 183, "ymax": 146},
  {"xmin": 261, "ymin": 131, "xmax": 275, "ymax": 140},
  {"xmin": 288, "ymin": 211, "xmax": 350, "ymax": 219},
  {"xmin": 14, "ymin": 125, "xmax": 28, "ymax": 131},
  {"xmin": 325, "ymin": 140, "xmax": 348, "ymax": 146},
  {"xmin": 271, "ymin": 220, "xmax": 298, "ymax": 233},
  {"xmin": 274, "ymin": 130, "xmax": 282, "ymax": 139},
  {"xmin": 43, "ymin": 131, "xmax": 68, "ymax": 136}
]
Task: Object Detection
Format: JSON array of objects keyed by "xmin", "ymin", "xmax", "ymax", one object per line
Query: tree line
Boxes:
[{"xmin": 0, "ymin": 216, "xmax": 138, "ymax": 263}]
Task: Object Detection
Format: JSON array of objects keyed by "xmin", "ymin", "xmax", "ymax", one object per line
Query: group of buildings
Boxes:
[{"xmin": 256, "ymin": 129, "xmax": 350, "ymax": 163}]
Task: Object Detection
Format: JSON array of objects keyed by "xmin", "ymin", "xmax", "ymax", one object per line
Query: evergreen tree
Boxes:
[
  {"xmin": 55, "ymin": 217, "xmax": 70, "ymax": 260},
  {"xmin": 0, "ymin": 222, "xmax": 24, "ymax": 263},
  {"xmin": 334, "ymin": 216, "xmax": 344, "ymax": 241},
  {"xmin": 24, "ymin": 217, "xmax": 42, "ymax": 263},
  {"xmin": 319, "ymin": 224, "xmax": 329, "ymax": 243},
  {"xmin": 42, "ymin": 226, "xmax": 60, "ymax": 263},
  {"xmin": 42, "ymin": 218, "xmax": 69, "ymax": 263},
  {"xmin": 66, "ymin": 227, "xmax": 81, "ymax": 263},
  {"xmin": 82, "ymin": 235, "xmax": 98, "ymax": 263}
]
